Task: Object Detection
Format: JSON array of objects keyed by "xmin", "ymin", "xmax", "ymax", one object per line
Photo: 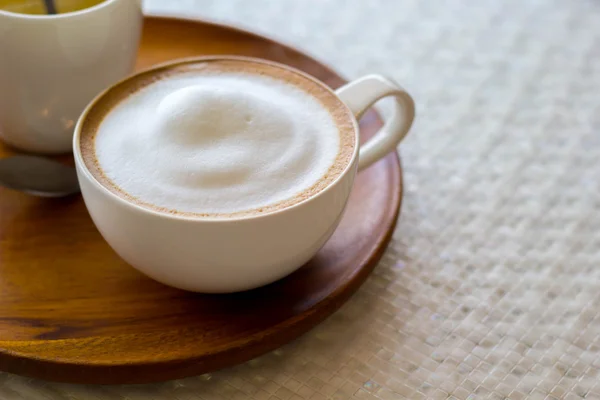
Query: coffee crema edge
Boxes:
[{"xmin": 79, "ymin": 58, "xmax": 356, "ymax": 218}]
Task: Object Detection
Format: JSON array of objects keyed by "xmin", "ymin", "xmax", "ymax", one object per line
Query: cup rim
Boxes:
[
  {"xmin": 73, "ymin": 55, "xmax": 360, "ymax": 223},
  {"xmin": 0, "ymin": 0, "xmax": 119, "ymax": 19}
]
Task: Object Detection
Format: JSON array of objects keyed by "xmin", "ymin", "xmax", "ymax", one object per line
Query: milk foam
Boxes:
[{"xmin": 94, "ymin": 72, "xmax": 341, "ymax": 215}]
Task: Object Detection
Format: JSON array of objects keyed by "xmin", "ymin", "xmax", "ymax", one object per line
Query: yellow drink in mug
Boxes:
[
  {"xmin": 0, "ymin": 0, "xmax": 106, "ymax": 14},
  {"xmin": 0, "ymin": 0, "xmax": 142, "ymax": 153}
]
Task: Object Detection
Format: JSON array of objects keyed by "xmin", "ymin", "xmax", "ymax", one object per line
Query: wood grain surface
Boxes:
[{"xmin": 0, "ymin": 15, "xmax": 403, "ymax": 384}]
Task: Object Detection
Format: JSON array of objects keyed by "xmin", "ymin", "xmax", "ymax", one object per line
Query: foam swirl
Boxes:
[{"xmin": 93, "ymin": 73, "xmax": 340, "ymax": 215}]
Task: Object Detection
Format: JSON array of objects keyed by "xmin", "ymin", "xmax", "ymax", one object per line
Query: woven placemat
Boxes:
[{"xmin": 1, "ymin": 0, "xmax": 599, "ymax": 398}]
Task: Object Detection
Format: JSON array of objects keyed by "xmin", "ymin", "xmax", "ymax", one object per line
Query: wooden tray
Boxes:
[{"xmin": 0, "ymin": 14, "xmax": 403, "ymax": 384}]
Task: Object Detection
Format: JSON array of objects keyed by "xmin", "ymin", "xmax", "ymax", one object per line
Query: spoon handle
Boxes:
[{"xmin": 43, "ymin": 0, "xmax": 57, "ymax": 14}]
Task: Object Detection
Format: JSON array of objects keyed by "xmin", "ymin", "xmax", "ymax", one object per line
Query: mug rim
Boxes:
[
  {"xmin": 0, "ymin": 0, "xmax": 119, "ymax": 19},
  {"xmin": 73, "ymin": 55, "xmax": 361, "ymax": 223}
]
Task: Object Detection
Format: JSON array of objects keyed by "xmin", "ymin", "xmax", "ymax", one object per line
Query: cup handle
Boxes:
[{"xmin": 335, "ymin": 75, "xmax": 415, "ymax": 171}]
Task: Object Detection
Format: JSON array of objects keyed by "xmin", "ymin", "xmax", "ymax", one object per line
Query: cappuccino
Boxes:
[{"xmin": 80, "ymin": 58, "xmax": 355, "ymax": 217}]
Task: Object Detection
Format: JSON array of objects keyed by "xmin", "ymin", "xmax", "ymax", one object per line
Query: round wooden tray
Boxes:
[{"xmin": 0, "ymin": 14, "xmax": 403, "ymax": 384}]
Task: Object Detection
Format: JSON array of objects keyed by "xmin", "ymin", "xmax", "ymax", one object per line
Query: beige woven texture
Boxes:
[{"xmin": 2, "ymin": 0, "xmax": 600, "ymax": 398}]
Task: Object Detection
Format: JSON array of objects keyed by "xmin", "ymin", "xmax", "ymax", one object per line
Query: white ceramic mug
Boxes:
[
  {"xmin": 73, "ymin": 57, "xmax": 415, "ymax": 293},
  {"xmin": 0, "ymin": 0, "xmax": 143, "ymax": 154}
]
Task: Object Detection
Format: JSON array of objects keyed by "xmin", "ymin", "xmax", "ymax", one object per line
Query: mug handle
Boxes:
[{"xmin": 335, "ymin": 75, "xmax": 415, "ymax": 171}]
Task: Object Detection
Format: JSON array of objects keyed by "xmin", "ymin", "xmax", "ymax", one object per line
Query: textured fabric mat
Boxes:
[{"xmin": 2, "ymin": 0, "xmax": 600, "ymax": 399}]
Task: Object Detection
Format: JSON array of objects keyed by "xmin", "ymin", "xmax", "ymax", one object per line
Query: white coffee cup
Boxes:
[
  {"xmin": 73, "ymin": 57, "xmax": 415, "ymax": 293},
  {"xmin": 0, "ymin": 0, "xmax": 143, "ymax": 154}
]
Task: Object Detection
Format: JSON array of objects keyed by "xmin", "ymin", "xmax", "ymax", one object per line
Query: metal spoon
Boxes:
[
  {"xmin": 0, "ymin": 156, "xmax": 80, "ymax": 197},
  {"xmin": 43, "ymin": 0, "xmax": 57, "ymax": 14}
]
